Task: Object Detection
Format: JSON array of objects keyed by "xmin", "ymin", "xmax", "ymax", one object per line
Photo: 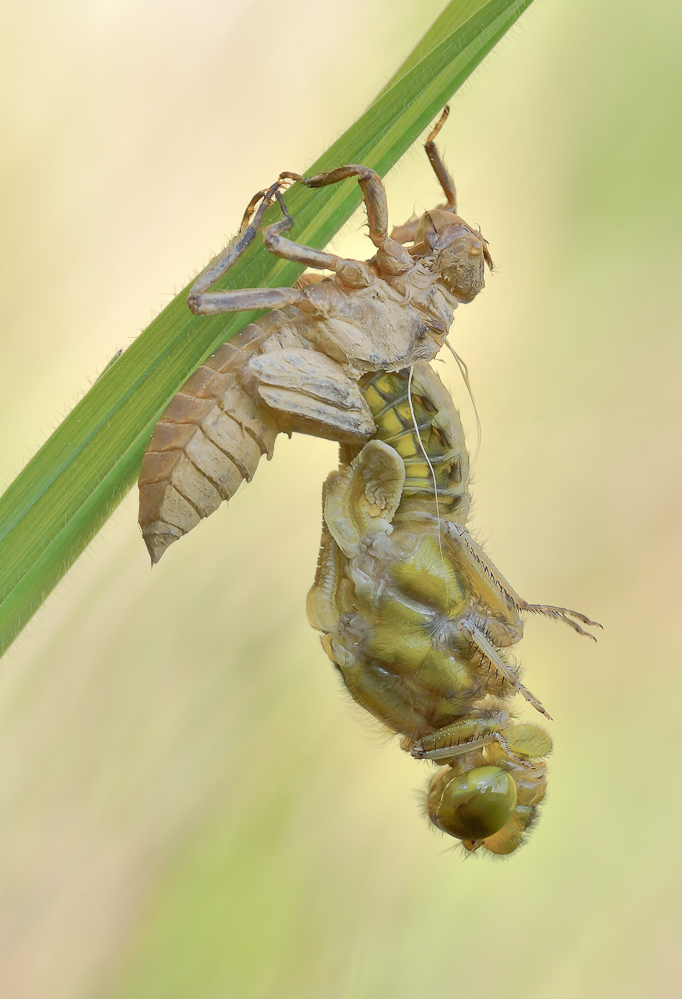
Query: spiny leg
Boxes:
[
  {"xmin": 424, "ymin": 105, "xmax": 457, "ymax": 211},
  {"xmin": 280, "ymin": 165, "xmax": 412, "ymax": 276},
  {"xmin": 188, "ymin": 179, "xmax": 290, "ymax": 312},
  {"xmin": 520, "ymin": 602, "xmax": 603, "ymax": 640},
  {"xmin": 281, "ymin": 164, "xmax": 390, "ymax": 248},
  {"xmin": 445, "ymin": 522, "xmax": 601, "ymax": 642},
  {"xmin": 391, "ymin": 105, "xmax": 456, "ymax": 246},
  {"xmin": 259, "ymin": 191, "xmax": 375, "ymax": 287},
  {"xmin": 189, "ymin": 107, "xmax": 459, "ymax": 312},
  {"xmin": 193, "ymin": 142, "xmax": 428, "ymax": 314},
  {"xmin": 187, "ymin": 182, "xmax": 370, "ymax": 313},
  {"xmin": 460, "ymin": 622, "xmax": 553, "ymax": 721},
  {"xmin": 410, "ymin": 713, "xmax": 508, "ymax": 761},
  {"xmin": 411, "ymin": 714, "xmax": 551, "ymax": 769}
]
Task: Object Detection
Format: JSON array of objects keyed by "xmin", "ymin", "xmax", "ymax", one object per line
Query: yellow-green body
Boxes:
[{"xmin": 307, "ymin": 364, "xmax": 553, "ymax": 855}]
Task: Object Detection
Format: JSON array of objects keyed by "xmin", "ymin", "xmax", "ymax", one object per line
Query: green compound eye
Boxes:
[{"xmin": 428, "ymin": 766, "xmax": 517, "ymax": 841}]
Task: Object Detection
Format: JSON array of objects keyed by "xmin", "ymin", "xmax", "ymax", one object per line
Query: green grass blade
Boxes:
[{"xmin": 0, "ymin": 0, "xmax": 534, "ymax": 656}]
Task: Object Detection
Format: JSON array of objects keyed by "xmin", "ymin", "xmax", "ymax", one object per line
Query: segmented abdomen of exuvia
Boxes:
[
  {"xmin": 138, "ymin": 314, "xmax": 295, "ymax": 564},
  {"xmin": 356, "ymin": 364, "xmax": 471, "ymax": 523}
]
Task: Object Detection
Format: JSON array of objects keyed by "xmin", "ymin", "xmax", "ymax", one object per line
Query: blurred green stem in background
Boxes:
[{"xmin": 0, "ymin": 0, "xmax": 533, "ymax": 656}]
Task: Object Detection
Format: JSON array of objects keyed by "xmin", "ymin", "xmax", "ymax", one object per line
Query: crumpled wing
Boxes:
[{"xmin": 323, "ymin": 440, "xmax": 405, "ymax": 559}]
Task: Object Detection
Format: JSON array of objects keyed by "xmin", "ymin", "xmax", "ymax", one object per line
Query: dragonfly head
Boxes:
[
  {"xmin": 425, "ymin": 723, "xmax": 551, "ymax": 856},
  {"xmin": 412, "ymin": 209, "xmax": 493, "ymax": 304},
  {"xmin": 427, "ymin": 765, "xmax": 518, "ymax": 847}
]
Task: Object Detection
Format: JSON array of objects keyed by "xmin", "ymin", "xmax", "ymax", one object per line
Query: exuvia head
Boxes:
[{"xmin": 411, "ymin": 208, "xmax": 494, "ymax": 304}]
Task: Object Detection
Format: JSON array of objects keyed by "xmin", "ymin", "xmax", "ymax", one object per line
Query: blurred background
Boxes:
[{"xmin": 1, "ymin": 0, "xmax": 681, "ymax": 996}]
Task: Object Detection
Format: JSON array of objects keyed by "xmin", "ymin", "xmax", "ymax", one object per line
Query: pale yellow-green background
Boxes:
[{"xmin": 1, "ymin": 1, "xmax": 680, "ymax": 996}]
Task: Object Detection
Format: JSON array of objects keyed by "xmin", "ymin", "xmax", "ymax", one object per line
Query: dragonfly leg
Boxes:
[
  {"xmin": 445, "ymin": 522, "xmax": 601, "ymax": 643},
  {"xmin": 188, "ymin": 179, "xmax": 290, "ymax": 312},
  {"xmin": 460, "ymin": 622, "xmax": 552, "ymax": 721},
  {"xmin": 391, "ymin": 106, "xmax": 456, "ymax": 246},
  {"xmin": 281, "ymin": 164, "xmax": 390, "ymax": 247},
  {"xmin": 410, "ymin": 713, "xmax": 508, "ymax": 761},
  {"xmin": 412, "ymin": 713, "xmax": 552, "ymax": 770},
  {"xmin": 260, "ymin": 193, "xmax": 375, "ymax": 288},
  {"xmin": 424, "ymin": 105, "xmax": 457, "ymax": 211},
  {"xmin": 189, "ymin": 181, "xmax": 376, "ymax": 314},
  {"xmin": 281, "ymin": 165, "xmax": 412, "ymax": 276}
]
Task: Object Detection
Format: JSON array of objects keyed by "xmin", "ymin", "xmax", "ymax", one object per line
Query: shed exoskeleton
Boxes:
[
  {"xmin": 307, "ymin": 364, "xmax": 597, "ymax": 855},
  {"xmin": 138, "ymin": 110, "xmax": 600, "ymax": 854},
  {"xmin": 138, "ymin": 108, "xmax": 492, "ymax": 562}
]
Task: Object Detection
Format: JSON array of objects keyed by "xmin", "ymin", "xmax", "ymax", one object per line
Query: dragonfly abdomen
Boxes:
[{"xmin": 359, "ymin": 364, "xmax": 471, "ymax": 522}]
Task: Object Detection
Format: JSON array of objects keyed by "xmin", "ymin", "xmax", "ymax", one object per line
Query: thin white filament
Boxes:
[
  {"xmin": 444, "ymin": 338, "xmax": 481, "ymax": 465},
  {"xmin": 407, "ymin": 365, "xmax": 443, "ymax": 562}
]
